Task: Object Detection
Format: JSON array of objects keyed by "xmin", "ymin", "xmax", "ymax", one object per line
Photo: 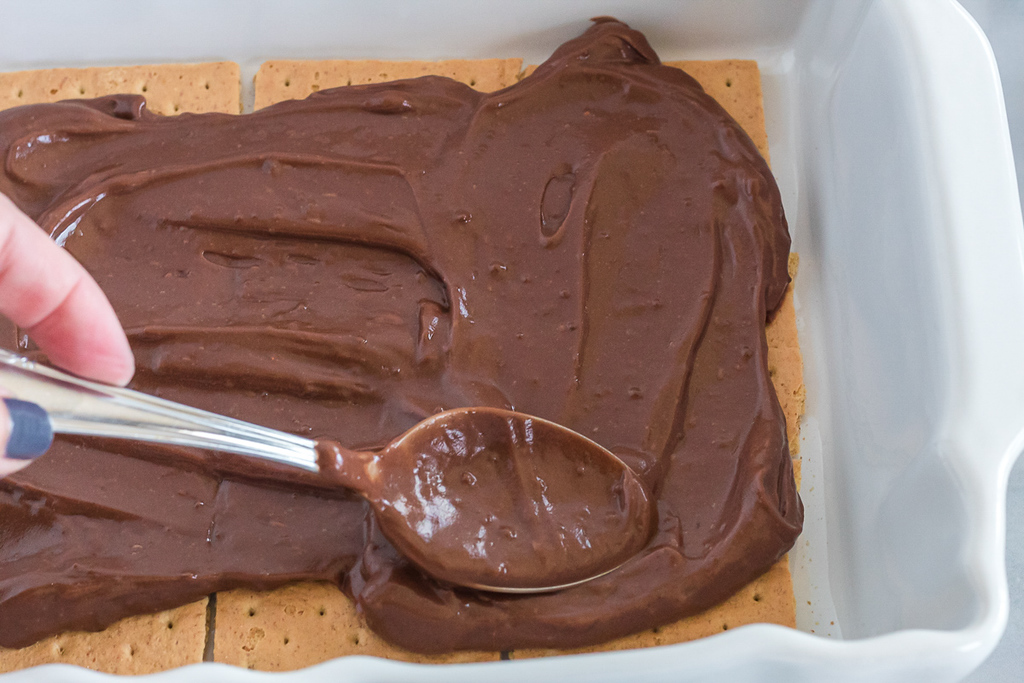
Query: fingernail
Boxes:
[{"xmin": 3, "ymin": 399, "xmax": 54, "ymax": 459}]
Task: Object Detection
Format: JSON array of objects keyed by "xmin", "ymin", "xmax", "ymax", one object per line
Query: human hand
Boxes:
[{"xmin": 0, "ymin": 193, "xmax": 135, "ymax": 472}]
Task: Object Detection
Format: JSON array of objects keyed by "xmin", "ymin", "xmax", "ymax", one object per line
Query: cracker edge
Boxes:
[
  {"xmin": 0, "ymin": 600, "xmax": 209, "ymax": 675},
  {"xmin": 0, "ymin": 62, "xmax": 241, "ymax": 115},
  {"xmin": 253, "ymin": 58, "xmax": 523, "ymax": 110}
]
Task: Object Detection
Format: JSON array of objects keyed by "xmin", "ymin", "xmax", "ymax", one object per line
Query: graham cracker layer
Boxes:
[
  {"xmin": 0, "ymin": 601, "xmax": 208, "ymax": 675},
  {"xmin": 770, "ymin": 254, "xmax": 805, "ymax": 460},
  {"xmin": 253, "ymin": 58, "xmax": 523, "ymax": 109},
  {"xmin": 0, "ymin": 55, "xmax": 803, "ymax": 674},
  {"xmin": 214, "ymin": 59, "xmax": 523, "ymax": 668},
  {"xmin": 213, "ymin": 583, "xmax": 500, "ymax": 670},
  {"xmin": 0, "ymin": 62, "xmax": 241, "ymax": 115}
]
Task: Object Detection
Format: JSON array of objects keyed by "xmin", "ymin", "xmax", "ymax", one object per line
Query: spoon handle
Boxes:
[{"xmin": 0, "ymin": 349, "xmax": 319, "ymax": 471}]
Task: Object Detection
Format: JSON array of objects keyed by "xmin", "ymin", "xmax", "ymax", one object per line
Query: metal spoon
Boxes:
[{"xmin": 0, "ymin": 348, "xmax": 652, "ymax": 593}]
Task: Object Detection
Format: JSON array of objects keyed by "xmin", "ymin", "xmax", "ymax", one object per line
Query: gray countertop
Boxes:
[{"xmin": 952, "ymin": 1, "xmax": 1023, "ymax": 680}]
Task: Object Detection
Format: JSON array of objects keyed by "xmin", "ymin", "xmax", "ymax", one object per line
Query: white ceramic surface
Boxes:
[
  {"xmin": 1, "ymin": 1, "xmax": 1022, "ymax": 680},
  {"xmin": 958, "ymin": 1, "xmax": 1024, "ymax": 678}
]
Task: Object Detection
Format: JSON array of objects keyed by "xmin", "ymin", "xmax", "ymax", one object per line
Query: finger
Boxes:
[
  {"xmin": 0, "ymin": 398, "xmax": 53, "ymax": 476},
  {"xmin": 0, "ymin": 194, "xmax": 134, "ymax": 386},
  {"xmin": 0, "ymin": 460, "xmax": 27, "ymax": 477}
]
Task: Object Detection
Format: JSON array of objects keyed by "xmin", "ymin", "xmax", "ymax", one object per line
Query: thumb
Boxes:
[{"xmin": 0, "ymin": 398, "xmax": 53, "ymax": 477}]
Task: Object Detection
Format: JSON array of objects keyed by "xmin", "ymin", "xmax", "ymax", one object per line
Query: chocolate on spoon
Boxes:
[
  {"xmin": 0, "ymin": 349, "xmax": 652, "ymax": 593},
  {"xmin": 317, "ymin": 407, "xmax": 652, "ymax": 592}
]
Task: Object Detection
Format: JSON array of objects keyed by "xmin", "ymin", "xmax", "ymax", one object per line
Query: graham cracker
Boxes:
[
  {"xmin": 213, "ymin": 583, "xmax": 500, "ymax": 670},
  {"xmin": 0, "ymin": 62, "xmax": 237, "ymax": 675},
  {"xmin": 0, "ymin": 600, "xmax": 208, "ymax": 675},
  {"xmin": 253, "ymin": 58, "xmax": 523, "ymax": 110},
  {"xmin": 769, "ymin": 253, "xmax": 805, "ymax": 462},
  {"xmin": 521, "ymin": 59, "xmax": 768, "ymax": 163},
  {"xmin": 0, "ymin": 62, "xmax": 241, "ymax": 115},
  {"xmin": 665, "ymin": 60, "xmax": 770, "ymax": 164},
  {"xmin": 530, "ymin": 60, "xmax": 798, "ymax": 453},
  {"xmin": 516, "ymin": 251, "xmax": 803, "ymax": 658},
  {"xmin": 215, "ymin": 59, "xmax": 523, "ymax": 669}
]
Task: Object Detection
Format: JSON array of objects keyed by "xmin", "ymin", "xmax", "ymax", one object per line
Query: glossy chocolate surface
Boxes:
[
  {"xmin": 0, "ymin": 19, "xmax": 801, "ymax": 652},
  {"xmin": 317, "ymin": 407, "xmax": 653, "ymax": 591}
]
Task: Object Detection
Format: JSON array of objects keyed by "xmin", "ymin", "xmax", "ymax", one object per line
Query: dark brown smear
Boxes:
[
  {"xmin": 0, "ymin": 19, "xmax": 801, "ymax": 653},
  {"xmin": 316, "ymin": 408, "xmax": 653, "ymax": 591}
]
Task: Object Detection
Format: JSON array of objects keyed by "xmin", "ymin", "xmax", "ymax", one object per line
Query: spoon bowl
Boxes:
[{"xmin": 317, "ymin": 407, "xmax": 653, "ymax": 592}]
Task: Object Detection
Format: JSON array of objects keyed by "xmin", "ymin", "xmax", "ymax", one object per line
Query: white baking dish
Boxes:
[{"xmin": 1, "ymin": 0, "xmax": 1022, "ymax": 680}]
